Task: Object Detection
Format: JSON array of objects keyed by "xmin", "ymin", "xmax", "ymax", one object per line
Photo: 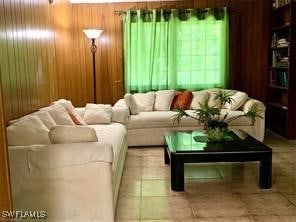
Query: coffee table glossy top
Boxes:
[{"xmin": 164, "ymin": 129, "xmax": 271, "ymax": 153}]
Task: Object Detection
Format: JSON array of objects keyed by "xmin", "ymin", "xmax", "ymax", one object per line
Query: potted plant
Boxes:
[{"xmin": 173, "ymin": 89, "xmax": 263, "ymax": 142}]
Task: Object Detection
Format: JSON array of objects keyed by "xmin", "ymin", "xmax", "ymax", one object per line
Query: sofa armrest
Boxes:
[
  {"xmin": 114, "ymin": 99, "xmax": 128, "ymax": 109},
  {"xmin": 9, "ymin": 142, "xmax": 113, "ymax": 172},
  {"xmin": 242, "ymin": 98, "xmax": 266, "ymax": 142},
  {"xmin": 113, "ymin": 99, "xmax": 130, "ymax": 118},
  {"xmin": 242, "ymin": 98, "xmax": 266, "ymax": 114}
]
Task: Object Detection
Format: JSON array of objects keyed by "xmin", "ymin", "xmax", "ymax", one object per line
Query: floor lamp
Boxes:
[{"xmin": 83, "ymin": 29, "xmax": 103, "ymax": 103}]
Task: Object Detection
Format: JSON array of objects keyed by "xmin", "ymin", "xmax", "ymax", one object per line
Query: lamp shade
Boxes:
[{"xmin": 83, "ymin": 29, "xmax": 103, "ymax": 39}]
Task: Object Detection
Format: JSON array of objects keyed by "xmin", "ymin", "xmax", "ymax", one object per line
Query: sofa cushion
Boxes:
[
  {"xmin": 225, "ymin": 91, "xmax": 248, "ymax": 110},
  {"xmin": 154, "ymin": 90, "xmax": 175, "ymax": 111},
  {"xmin": 27, "ymin": 142, "xmax": 113, "ymax": 171},
  {"xmin": 202, "ymin": 88, "xmax": 221, "ymax": 108},
  {"xmin": 7, "ymin": 116, "xmax": 51, "ymax": 146},
  {"xmin": 83, "ymin": 104, "xmax": 112, "ymax": 124},
  {"xmin": 32, "ymin": 111, "xmax": 57, "ymax": 129},
  {"xmin": 52, "ymin": 99, "xmax": 86, "ymax": 125},
  {"xmin": 128, "ymin": 109, "xmax": 250, "ymax": 130},
  {"xmin": 133, "ymin": 92, "xmax": 156, "ymax": 112},
  {"xmin": 124, "ymin": 93, "xmax": 139, "ymax": 115},
  {"xmin": 112, "ymin": 107, "xmax": 129, "ymax": 124},
  {"xmin": 49, "ymin": 125, "xmax": 98, "ymax": 144},
  {"xmin": 190, "ymin": 91, "xmax": 210, "ymax": 110},
  {"xmin": 171, "ymin": 91, "xmax": 193, "ymax": 110},
  {"xmin": 128, "ymin": 111, "xmax": 199, "ymax": 129},
  {"xmin": 9, "ymin": 111, "xmax": 56, "ymax": 130},
  {"xmin": 40, "ymin": 104, "xmax": 75, "ymax": 125}
]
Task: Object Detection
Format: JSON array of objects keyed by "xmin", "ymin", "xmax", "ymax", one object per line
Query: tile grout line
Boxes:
[
  {"xmin": 139, "ymin": 154, "xmax": 143, "ymax": 221},
  {"xmin": 232, "ymin": 190, "xmax": 254, "ymax": 219}
]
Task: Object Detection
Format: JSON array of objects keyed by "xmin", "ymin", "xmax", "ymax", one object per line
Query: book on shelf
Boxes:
[
  {"xmin": 270, "ymin": 70, "xmax": 289, "ymax": 87},
  {"xmin": 272, "ymin": 0, "xmax": 290, "ymax": 8},
  {"xmin": 272, "ymin": 51, "xmax": 289, "ymax": 67}
]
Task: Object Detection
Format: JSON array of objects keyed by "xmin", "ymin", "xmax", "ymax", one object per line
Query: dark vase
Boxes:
[{"xmin": 205, "ymin": 120, "xmax": 229, "ymax": 142}]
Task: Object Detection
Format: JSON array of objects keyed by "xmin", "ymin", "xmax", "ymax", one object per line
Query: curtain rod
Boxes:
[{"xmin": 114, "ymin": 7, "xmax": 235, "ymax": 15}]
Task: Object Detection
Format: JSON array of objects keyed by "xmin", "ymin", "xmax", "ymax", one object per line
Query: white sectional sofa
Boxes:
[
  {"xmin": 114, "ymin": 89, "xmax": 266, "ymax": 146},
  {"xmin": 7, "ymin": 101, "xmax": 128, "ymax": 222}
]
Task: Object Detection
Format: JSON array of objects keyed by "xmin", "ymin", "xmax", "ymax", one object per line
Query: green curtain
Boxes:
[{"xmin": 123, "ymin": 8, "xmax": 229, "ymax": 93}]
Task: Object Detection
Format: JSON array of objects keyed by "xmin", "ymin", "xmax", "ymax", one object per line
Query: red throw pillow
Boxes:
[{"xmin": 171, "ymin": 91, "xmax": 193, "ymax": 110}]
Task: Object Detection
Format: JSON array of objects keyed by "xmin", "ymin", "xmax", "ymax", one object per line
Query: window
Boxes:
[{"xmin": 123, "ymin": 8, "xmax": 229, "ymax": 93}]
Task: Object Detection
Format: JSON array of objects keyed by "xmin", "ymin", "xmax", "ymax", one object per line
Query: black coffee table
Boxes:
[{"xmin": 164, "ymin": 130, "xmax": 272, "ymax": 191}]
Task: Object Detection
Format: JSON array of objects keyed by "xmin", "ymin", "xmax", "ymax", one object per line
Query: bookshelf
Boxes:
[{"xmin": 267, "ymin": 0, "xmax": 296, "ymax": 138}]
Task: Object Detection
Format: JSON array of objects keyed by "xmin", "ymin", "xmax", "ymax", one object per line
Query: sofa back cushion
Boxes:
[
  {"xmin": 133, "ymin": 92, "xmax": 156, "ymax": 112},
  {"xmin": 83, "ymin": 104, "xmax": 113, "ymax": 124},
  {"xmin": 32, "ymin": 111, "xmax": 57, "ymax": 129},
  {"xmin": 40, "ymin": 104, "xmax": 75, "ymax": 125},
  {"xmin": 112, "ymin": 107, "xmax": 130, "ymax": 124},
  {"xmin": 171, "ymin": 91, "xmax": 193, "ymax": 110},
  {"xmin": 8, "ymin": 111, "xmax": 56, "ymax": 130},
  {"xmin": 201, "ymin": 88, "xmax": 222, "ymax": 108},
  {"xmin": 124, "ymin": 93, "xmax": 139, "ymax": 115},
  {"xmin": 224, "ymin": 91, "xmax": 248, "ymax": 110},
  {"xmin": 7, "ymin": 116, "xmax": 51, "ymax": 146},
  {"xmin": 154, "ymin": 90, "xmax": 175, "ymax": 111},
  {"xmin": 52, "ymin": 99, "xmax": 86, "ymax": 125},
  {"xmin": 49, "ymin": 125, "xmax": 98, "ymax": 144},
  {"xmin": 190, "ymin": 91, "xmax": 210, "ymax": 110}
]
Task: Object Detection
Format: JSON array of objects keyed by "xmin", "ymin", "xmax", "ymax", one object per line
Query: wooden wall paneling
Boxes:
[
  {"xmin": 7, "ymin": 0, "xmax": 21, "ymax": 118},
  {"xmin": 71, "ymin": 5, "xmax": 82, "ymax": 106},
  {"xmin": 95, "ymin": 4, "xmax": 112, "ymax": 104},
  {"xmin": 0, "ymin": 0, "xmax": 13, "ymax": 121},
  {"xmin": 26, "ymin": 0, "xmax": 40, "ymax": 111},
  {"xmin": 193, "ymin": 0, "xmax": 208, "ymax": 8},
  {"xmin": 183, "ymin": 0, "xmax": 194, "ymax": 8},
  {"xmin": 51, "ymin": 1, "xmax": 69, "ymax": 101},
  {"xmin": 36, "ymin": 0, "xmax": 52, "ymax": 108},
  {"xmin": 14, "ymin": 0, "xmax": 27, "ymax": 115},
  {"xmin": 82, "ymin": 4, "xmax": 95, "ymax": 104},
  {"xmin": 46, "ymin": 2, "xmax": 59, "ymax": 103},
  {"xmin": 113, "ymin": 3, "xmax": 124, "ymax": 102},
  {"xmin": 228, "ymin": 0, "xmax": 241, "ymax": 90},
  {"xmin": 75, "ymin": 5, "xmax": 89, "ymax": 105},
  {"xmin": 20, "ymin": 0, "xmax": 32, "ymax": 113},
  {"xmin": 101, "ymin": 6, "xmax": 116, "ymax": 103},
  {"xmin": 0, "ymin": 66, "xmax": 13, "ymax": 213},
  {"xmin": 71, "ymin": 6, "xmax": 85, "ymax": 106},
  {"xmin": 28, "ymin": 0, "xmax": 41, "ymax": 110},
  {"xmin": 106, "ymin": 4, "xmax": 118, "ymax": 104},
  {"xmin": 68, "ymin": 4, "xmax": 78, "ymax": 106}
]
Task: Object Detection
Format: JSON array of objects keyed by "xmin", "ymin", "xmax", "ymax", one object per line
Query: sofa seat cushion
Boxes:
[
  {"xmin": 128, "ymin": 109, "xmax": 250, "ymax": 130},
  {"xmin": 128, "ymin": 111, "xmax": 201, "ymax": 129},
  {"xmin": 88, "ymin": 123, "xmax": 127, "ymax": 173}
]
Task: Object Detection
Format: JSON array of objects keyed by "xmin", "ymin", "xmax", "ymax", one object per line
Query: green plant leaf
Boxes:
[{"xmin": 214, "ymin": 89, "xmax": 235, "ymax": 107}]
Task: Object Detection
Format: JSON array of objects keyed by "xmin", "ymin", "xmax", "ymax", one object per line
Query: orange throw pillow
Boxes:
[{"xmin": 171, "ymin": 91, "xmax": 193, "ymax": 110}]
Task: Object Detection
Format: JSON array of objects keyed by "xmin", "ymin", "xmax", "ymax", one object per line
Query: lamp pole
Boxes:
[
  {"xmin": 83, "ymin": 29, "xmax": 103, "ymax": 104},
  {"xmin": 90, "ymin": 38, "xmax": 97, "ymax": 103}
]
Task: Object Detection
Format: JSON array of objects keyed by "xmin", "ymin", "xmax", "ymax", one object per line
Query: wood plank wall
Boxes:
[
  {"xmin": 0, "ymin": 0, "xmax": 268, "ymax": 122},
  {"xmin": 0, "ymin": 68, "xmax": 12, "ymax": 212}
]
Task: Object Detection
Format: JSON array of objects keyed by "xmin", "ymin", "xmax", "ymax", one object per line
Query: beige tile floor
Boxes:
[{"xmin": 115, "ymin": 131, "xmax": 296, "ymax": 222}]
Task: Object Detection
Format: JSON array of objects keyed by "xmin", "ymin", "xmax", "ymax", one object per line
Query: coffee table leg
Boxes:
[
  {"xmin": 171, "ymin": 154, "xmax": 184, "ymax": 191},
  {"xmin": 259, "ymin": 152, "xmax": 272, "ymax": 189},
  {"xmin": 164, "ymin": 146, "xmax": 170, "ymax": 164}
]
